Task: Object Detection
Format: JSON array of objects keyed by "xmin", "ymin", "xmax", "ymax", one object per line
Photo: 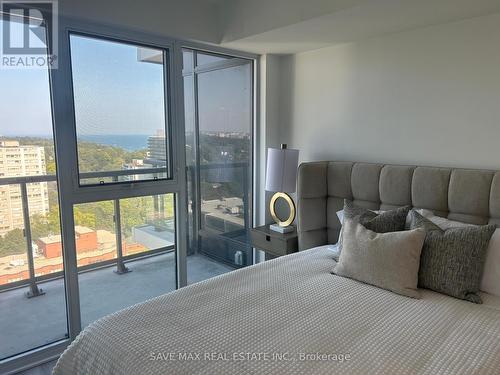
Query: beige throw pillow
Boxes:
[{"xmin": 333, "ymin": 219, "xmax": 426, "ymax": 298}]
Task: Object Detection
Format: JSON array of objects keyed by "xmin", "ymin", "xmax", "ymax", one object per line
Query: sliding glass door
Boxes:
[{"xmin": 183, "ymin": 50, "xmax": 253, "ymax": 283}]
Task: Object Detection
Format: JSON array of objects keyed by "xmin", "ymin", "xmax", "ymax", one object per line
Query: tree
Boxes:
[
  {"xmin": 0, "ymin": 228, "xmax": 26, "ymax": 257},
  {"xmin": 0, "ymin": 136, "xmax": 185, "ymax": 257}
]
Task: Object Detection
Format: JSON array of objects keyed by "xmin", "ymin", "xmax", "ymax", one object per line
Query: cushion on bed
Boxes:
[
  {"xmin": 344, "ymin": 199, "xmax": 410, "ymax": 232},
  {"xmin": 336, "ymin": 200, "xmax": 411, "ymax": 259},
  {"xmin": 414, "ymin": 213, "xmax": 500, "ymax": 298},
  {"xmin": 407, "ymin": 210, "xmax": 496, "ymax": 303},
  {"xmin": 428, "ymin": 215, "xmax": 476, "ymax": 230},
  {"xmin": 333, "ymin": 218, "xmax": 425, "ymax": 298},
  {"xmin": 481, "ymin": 229, "xmax": 500, "ymax": 297}
]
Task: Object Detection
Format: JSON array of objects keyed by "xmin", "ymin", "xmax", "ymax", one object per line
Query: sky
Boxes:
[
  {"xmin": 70, "ymin": 34, "xmax": 166, "ymax": 137},
  {"xmin": 0, "ymin": 18, "xmax": 251, "ymax": 139}
]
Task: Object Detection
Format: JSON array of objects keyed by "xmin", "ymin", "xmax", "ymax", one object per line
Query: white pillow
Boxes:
[
  {"xmin": 336, "ymin": 208, "xmax": 388, "ymax": 224},
  {"xmin": 333, "ymin": 219, "xmax": 425, "ymax": 299},
  {"xmin": 425, "ymin": 214, "xmax": 500, "ymax": 297},
  {"xmin": 327, "ymin": 243, "xmax": 340, "ymax": 261},
  {"xmin": 481, "ymin": 229, "xmax": 500, "ymax": 297},
  {"xmin": 327, "ymin": 243, "xmax": 340, "ymax": 262},
  {"xmin": 336, "ymin": 209, "xmax": 344, "ymax": 223}
]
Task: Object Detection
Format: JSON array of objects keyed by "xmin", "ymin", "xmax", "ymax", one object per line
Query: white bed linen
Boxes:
[{"xmin": 54, "ymin": 246, "xmax": 500, "ymax": 375}]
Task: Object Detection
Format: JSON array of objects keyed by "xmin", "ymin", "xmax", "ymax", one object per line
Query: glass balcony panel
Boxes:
[
  {"xmin": 120, "ymin": 194, "xmax": 175, "ymax": 254},
  {"xmin": 73, "ymin": 200, "xmax": 117, "ymax": 269},
  {"xmin": 28, "ymin": 181, "xmax": 63, "ymax": 276},
  {"xmin": 76, "ymin": 194, "xmax": 176, "ymax": 328},
  {"xmin": 0, "ymin": 184, "xmax": 29, "ymax": 286}
]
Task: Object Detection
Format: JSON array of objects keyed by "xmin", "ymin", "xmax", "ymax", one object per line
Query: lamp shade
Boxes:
[{"xmin": 265, "ymin": 147, "xmax": 299, "ymax": 193}]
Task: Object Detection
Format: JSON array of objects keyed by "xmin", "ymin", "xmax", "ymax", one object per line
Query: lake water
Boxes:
[{"xmin": 79, "ymin": 134, "xmax": 150, "ymax": 151}]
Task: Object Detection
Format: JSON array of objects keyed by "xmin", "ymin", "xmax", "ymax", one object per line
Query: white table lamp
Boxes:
[{"xmin": 265, "ymin": 144, "xmax": 299, "ymax": 233}]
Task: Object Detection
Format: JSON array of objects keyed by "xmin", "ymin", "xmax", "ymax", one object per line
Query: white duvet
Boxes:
[{"xmin": 54, "ymin": 246, "xmax": 500, "ymax": 375}]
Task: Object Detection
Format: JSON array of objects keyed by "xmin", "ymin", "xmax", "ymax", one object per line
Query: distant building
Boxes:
[
  {"xmin": 36, "ymin": 226, "xmax": 98, "ymax": 258},
  {"xmin": 36, "ymin": 235, "xmax": 62, "ymax": 259},
  {"xmin": 201, "ymin": 197, "xmax": 244, "ymax": 233},
  {"xmin": 0, "ymin": 141, "xmax": 49, "ymax": 236},
  {"xmin": 147, "ymin": 129, "xmax": 166, "ymax": 165},
  {"xmin": 132, "ymin": 224, "xmax": 175, "ymax": 250},
  {"xmin": 202, "ymin": 131, "xmax": 250, "ymax": 139},
  {"xmin": 122, "ymin": 159, "xmax": 153, "ymax": 181},
  {"xmin": 74, "ymin": 226, "xmax": 98, "ymax": 252}
]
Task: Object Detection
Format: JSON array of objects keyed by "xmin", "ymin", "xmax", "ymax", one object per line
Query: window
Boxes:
[
  {"xmin": 0, "ymin": 13, "xmax": 255, "ymax": 370},
  {"xmin": 69, "ymin": 34, "xmax": 170, "ymax": 185},
  {"xmin": 0, "ymin": 14, "xmax": 67, "ymax": 360},
  {"xmin": 197, "ymin": 64, "xmax": 252, "ymax": 234},
  {"xmin": 66, "ymin": 33, "xmax": 181, "ymax": 329},
  {"xmin": 197, "ymin": 52, "xmax": 230, "ymax": 67},
  {"xmin": 183, "ymin": 49, "xmax": 253, "ymax": 284}
]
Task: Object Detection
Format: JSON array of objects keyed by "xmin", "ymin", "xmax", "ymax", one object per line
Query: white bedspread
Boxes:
[{"xmin": 54, "ymin": 247, "xmax": 500, "ymax": 375}]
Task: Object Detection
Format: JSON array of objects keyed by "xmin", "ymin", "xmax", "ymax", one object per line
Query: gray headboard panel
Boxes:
[{"xmin": 297, "ymin": 161, "xmax": 500, "ymax": 250}]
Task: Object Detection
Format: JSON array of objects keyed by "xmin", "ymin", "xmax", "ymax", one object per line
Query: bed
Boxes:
[{"xmin": 54, "ymin": 162, "xmax": 500, "ymax": 374}]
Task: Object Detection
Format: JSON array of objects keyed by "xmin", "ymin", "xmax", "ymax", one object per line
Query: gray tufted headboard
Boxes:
[{"xmin": 297, "ymin": 161, "xmax": 500, "ymax": 250}]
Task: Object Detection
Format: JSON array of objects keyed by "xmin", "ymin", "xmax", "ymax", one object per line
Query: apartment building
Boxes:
[
  {"xmin": 0, "ymin": 141, "xmax": 49, "ymax": 236},
  {"xmin": 146, "ymin": 130, "xmax": 166, "ymax": 164}
]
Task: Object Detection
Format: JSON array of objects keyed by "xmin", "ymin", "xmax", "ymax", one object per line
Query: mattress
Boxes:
[{"xmin": 53, "ymin": 246, "xmax": 500, "ymax": 375}]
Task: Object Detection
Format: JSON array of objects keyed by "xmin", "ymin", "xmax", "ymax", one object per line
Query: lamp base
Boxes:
[
  {"xmin": 269, "ymin": 223, "xmax": 295, "ymax": 234},
  {"xmin": 269, "ymin": 192, "xmax": 296, "ymax": 227}
]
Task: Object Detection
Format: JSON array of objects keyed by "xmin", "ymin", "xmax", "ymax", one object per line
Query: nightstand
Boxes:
[{"xmin": 250, "ymin": 225, "xmax": 299, "ymax": 259}]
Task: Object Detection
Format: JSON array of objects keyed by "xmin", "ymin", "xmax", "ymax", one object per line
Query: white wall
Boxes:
[
  {"xmin": 279, "ymin": 12, "xmax": 500, "ymax": 170},
  {"xmin": 257, "ymin": 55, "xmax": 285, "ymax": 226}
]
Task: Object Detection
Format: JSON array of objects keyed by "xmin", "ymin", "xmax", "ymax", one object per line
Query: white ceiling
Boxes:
[
  {"xmin": 58, "ymin": 0, "xmax": 500, "ymax": 55},
  {"xmin": 215, "ymin": 0, "xmax": 500, "ymax": 54}
]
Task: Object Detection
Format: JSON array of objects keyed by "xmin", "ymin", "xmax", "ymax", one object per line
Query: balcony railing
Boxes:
[
  {"xmin": 0, "ymin": 167, "xmax": 172, "ymax": 298},
  {"xmin": 0, "ymin": 162, "xmax": 251, "ymax": 298}
]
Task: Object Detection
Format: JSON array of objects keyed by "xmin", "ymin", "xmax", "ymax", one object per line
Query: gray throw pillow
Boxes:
[
  {"xmin": 336, "ymin": 200, "xmax": 411, "ymax": 259},
  {"xmin": 333, "ymin": 218, "xmax": 426, "ymax": 298},
  {"xmin": 344, "ymin": 200, "xmax": 411, "ymax": 233},
  {"xmin": 407, "ymin": 210, "xmax": 496, "ymax": 303}
]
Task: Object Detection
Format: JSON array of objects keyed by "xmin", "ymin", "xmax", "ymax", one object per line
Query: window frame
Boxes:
[
  {"xmin": 59, "ymin": 24, "xmax": 181, "ymax": 200},
  {"xmin": 51, "ymin": 17, "xmax": 189, "ymax": 346},
  {"xmin": 0, "ymin": 14, "xmax": 260, "ymax": 375},
  {"xmin": 182, "ymin": 48, "xmax": 255, "ymax": 263},
  {"xmin": 0, "ymin": 7, "xmax": 69, "ymax": 373},
  {"xmin": 67, "ymin": 31, "xmax": 174, "ymax": 188}
]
